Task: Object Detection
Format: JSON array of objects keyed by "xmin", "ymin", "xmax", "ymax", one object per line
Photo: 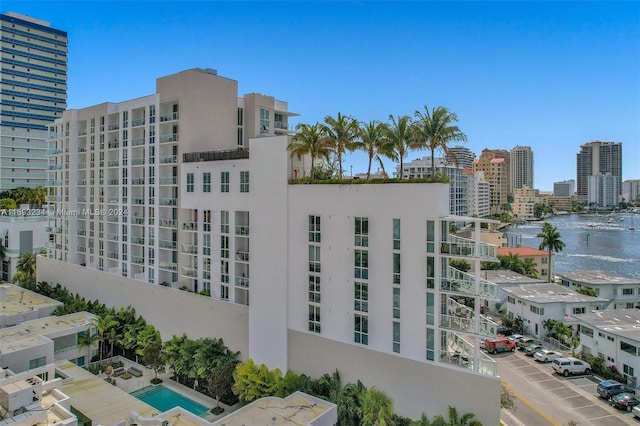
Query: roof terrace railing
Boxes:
[{"xmin": 183, "ymin": 148, "xmax": 249, "ymax": 163}]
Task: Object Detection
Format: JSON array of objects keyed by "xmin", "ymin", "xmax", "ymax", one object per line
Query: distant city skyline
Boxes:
[{"xmin": 2, "ymin": 1, "xmax": 638, "ymax": 191}]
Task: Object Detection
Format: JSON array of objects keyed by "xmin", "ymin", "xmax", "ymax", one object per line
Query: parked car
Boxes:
[
  {"xmin": 552, "ymin": 357, "xmax": 591, "ymax": 377},
  {"xmin": 524, "ymin": 343, "xmax": 545, "ymax": 356},
  {"xmin": 496, "ymin": 326, "xmax": 514, "ymax": 336},
  {"xmin": 610, "ymin": 393, "xmax": 640, "ymax": 411},
  {"xmin": 518, "ymin": 337, "xmax": 537, "ymax": 349},
  {"xmin": 508, "ymin": 334, "xmax": 524, "ymax": 344},
  {"xmin": 597, "ymin": 380, "xmax": 634, "ymax": 399},
  {"xmin": 533, "ymin": 349, "xmax": 563, "ymax": 363},
  {"xmin": 632, "ymin": 404, "xmax": 640, "ymax": 419},
  {"xmin": 485, "ymin": 337, "xmax": 516, "ymax": 354}
]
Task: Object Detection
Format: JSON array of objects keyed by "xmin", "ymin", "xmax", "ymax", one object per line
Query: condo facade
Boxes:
[
  {"xmin": 0, "ymin": 12, "xmax": 67, "ymax": 190},
  {"xmin": 510, "ymin": 145, "xmax": 534, "ymax": 192},
  {"xmin": 45, "ymin": 68, "xmax": 502, "ymax": 423},
  {"xmin": 472, "ymin": 149, "xmax": 510, "ymax": 214},
  {"xmin": 576, "ymin": 141, "xmax": 622, "ymax": 201}
]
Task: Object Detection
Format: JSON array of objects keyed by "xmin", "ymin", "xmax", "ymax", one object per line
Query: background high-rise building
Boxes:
[
  {"xmin": 472, "ymin": 149, "xmax": 510, "ymax": 214},
  {"xmin": 0, "ymin": 12, "xmax": 67, "ymax": 190},
  {"xmin": 553, "ymin": 179, "xmax": 575, "ymax": 197},
  {"xmin": 576, "ymin": 141, "xmax": 622, "ymax": 201},
  {"xmin": 510, "ymin": 145, "xmax": 534, "ymax": 192},
  {"xmin": 622, "ymin": 179, "xmax": 640, "ymax": 204},
  {"xmin": 588, "ymin": 173, "xmax": 619, "ymax": 209},
  {"xmin": 446, "ymin": 145, "xmax": 476, "ymax": 170}
]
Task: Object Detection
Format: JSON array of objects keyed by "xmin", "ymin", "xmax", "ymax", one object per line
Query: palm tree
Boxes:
[
  {"xmin": 413, "ymin": 106, "xmax": 467, "ymax": 182},
  {"xmin": 15, "ymin": 252, "xmax": 37, "ymax": 285},
  {"xmin": 322, "ymin": 113, "xmax": 359, "ymax": 179},
  {"xmin": 353, "ymin": 120, "xmax": 389, "ymax": 179},
  {"xmin": 77, "ymin": 328, "xmax": 99, "ymax": 365},
  {"xmin": 432, "ymin": 406, "xmax": 483, "ymax": 426},
  {"xmin": 537, "ymin": 222, "xmax": 565, "ymax": 282},
  {"xmin": 359, "ymin": 387, "xmax": 394, "ymax": 426},
  {"xmin": 0, "ymin": 240, "xmax": 5, "ymax": 263},
  {"xmin": 31, "ymin": 186, "xmax": 47, "ymax": 208},
  {"xmin": 382, "ymin": 115, "xmax": 415, "ymax": 178},
  {"xmin": 93, "ymin": 314, "xmax": 118, "ymax": 361},
  {"xmin": 288, "ymin": 123, "xmax": 331, "ymax": 181}
]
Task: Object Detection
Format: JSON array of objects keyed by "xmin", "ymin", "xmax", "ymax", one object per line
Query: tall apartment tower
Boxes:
[
  {"xmin": 576, "ymin": 141, "xmax": 622, "ymax": 200},
  {"xmin": 472, "ymin": 149, "xmax": 510, "ymax": 214},
  {"xmin": 446, "ymin": 145, "xmax": 476, "ymax": 169},
  {"xmin": 553, "ymin": 179, "xmax": 575, "ymax": 197},
  {"xmin": 0, "ymin": 12, "xmax": 67, "ymax": 190},
  {"xmin": 510, "ymin": 145, "xmax": 534, "ymax": 191}
]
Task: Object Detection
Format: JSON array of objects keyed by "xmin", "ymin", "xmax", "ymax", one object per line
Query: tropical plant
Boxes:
[
  {"xmin": 359, "ymin": 386, "xmax": 394, "ymax": 426},
  {"xmin": 382, "ymin": 115, "xmax": 414, "ymax": 178},
  {"xmin": 450, "ymin": 259, "xmax": 471, "ymax": 272},
  {"xmin": 322, "ymin": 113, "xmax": 359, "ymax": 179},
  {"xmin": 537, "ymin": 222, "xmax": 565, "ymax": 282},
  {"xmin": 413, "ymin": 105, "xmax": 467, "ymax": 182},
  {"xmin": 93, "ymin": 314, "xmax": 118, "ymax": 361},
  {"xmin": 77, "ymin": 328, "xmax": 99, "ymax": 365},
  {"xmin": 142, "ymin": 339, "xmax": 165, "ymax": 380},
  {"xmin": 432, "ymin": 405, "xmax": 483, "ymax": 426},
  {"xmin": 0, "ymin": 198, "xmax": 16, "ymax": 210},
  {"xmin": 575, "ymin": 287, "xmax": 597, "ymax": 297},
  {"xmin": 232, "ymin": 359, "xmax": 282, "ymax": 402},
  {"xmin": 288, "ymin": 123, "xmax": 331, "ymax": 181},
  {"xmin": 207, "ymin": 359, "xmax": 239, "ymax": 407},
  {"xmin": 14, "ymin": 252, "xmax": 38, "ymax": 286},
  {"xmin": 353, "ymin": 120, "xmax": 389, "ymax": 179}
]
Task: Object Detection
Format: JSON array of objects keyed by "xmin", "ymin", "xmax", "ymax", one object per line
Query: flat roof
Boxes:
[
  {"xmin": 213, "ymin": 392, "xmax": 335, "ymax": 426},
  {"xmin": 0, "ymin": 284, "xmax": 62, "ymax": 318},
  {"xmin": 482, "ymin": 270, "xmax": 546, "ymax": 285},
  {"xmin": 0, "ymin": 312, "xmax": 94, "ymax": 341},
  {"xmin": 56, "ymin": 360, "xmax": 158, "ymax": 425},
  {"xmin": 503, "ymin": 283, "xmax": 608, "ymax": 304},
  {"xmin": 574, "ymin": 309, "xmax": 640, "ymax": 341},
  {"xmin": 559, "ymin": 270, "xmax": 640, "ymax": 286},
  {"xmin": 0, "ymin": 333, "xmax": 52, "ymax": 354}
]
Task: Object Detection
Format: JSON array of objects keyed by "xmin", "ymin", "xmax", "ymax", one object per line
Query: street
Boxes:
[{"xmin": 497, "ymin": 349, "xmax": 638, "ymax": 426}]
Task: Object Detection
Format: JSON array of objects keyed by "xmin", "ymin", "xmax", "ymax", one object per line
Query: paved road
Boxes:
[{"xmin": 497, "ymin": 349, "xmax": 638, "ymax": 426}]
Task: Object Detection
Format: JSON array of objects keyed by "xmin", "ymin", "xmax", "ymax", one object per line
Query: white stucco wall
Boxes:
[{"xmin": 36, "ymin": 256, "xmax": 250, "ymax": 357}]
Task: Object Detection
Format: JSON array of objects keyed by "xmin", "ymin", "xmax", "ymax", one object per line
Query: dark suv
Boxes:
[{"xmin": 597, "ymin": 380, "xmax": 633, "ymax": 399}]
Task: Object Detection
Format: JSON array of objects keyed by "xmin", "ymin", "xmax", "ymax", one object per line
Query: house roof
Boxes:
[
  {"xmin": 574, "ymin": 309, "xmax": 640, "ymax": 341},
  {"xmin": 558, "ymin": 270, "xmax": 640, "ymax": 286},
  {"xmin": 497, "ymin": 247, "xmax": 548, "ymax": 257},
  {"xmin": 503, "ymin": 283, "xmax": 609, "ymax": 304},
  {"xmin": 482, "ymin": 269, "xmax": 546, "ymax": 285}
]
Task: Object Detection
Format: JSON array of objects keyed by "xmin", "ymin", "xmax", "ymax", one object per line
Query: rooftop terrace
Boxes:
[
  {"xmin": 0, "ymin": 312, "xmax": 94, "ymax": 343},
  {"xmin": 0, "ymin": 284, "xmax": 62, "ymax": 319}
]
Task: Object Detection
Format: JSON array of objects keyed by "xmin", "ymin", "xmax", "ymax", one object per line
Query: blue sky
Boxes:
[{"xmin": 5, "ymin": 1, "xmax": 639, "ymax": 191}]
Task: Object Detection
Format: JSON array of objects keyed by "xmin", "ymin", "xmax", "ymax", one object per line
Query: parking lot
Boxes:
[{"xmin": 497, "ymin": 348, "xmax": 638, "ymax": 426}]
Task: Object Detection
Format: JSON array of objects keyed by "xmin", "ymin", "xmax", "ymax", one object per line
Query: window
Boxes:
[
  {"xmin": 309, "ymin": 275, "xmax": 320, "ymax": 303},
  {"xmin": 393, "ymin": 218, "xmax": 400, "ymax": 250},
  {"xmin": 581, "ymin": 326, "xmax": 594, "ymax": 338},
  {"xmin": 309, "ymin": 305, "xmax": 321, "ymax": 333},
  {"xmin": 220, "ymin": 171, "xmax": 229, "ymax": 192},
  {"xmin": 426, "ymin": 256, "xmax": 435, "ymax": 289},
  {"xmin": 220, "ymin": 236, "xmax": 229, "ymax": 259},
  {"xmin": 29, "ymin": 356, "xmax": 46, "ymax": 369},
  {"xmin": 220, "ymin": 284, "xmax": 229, "ymax": 300},
  {"xmin": 355, "ymin": 249, "xmax": 368, "ymax": 279},
  {"xmin": 354, "ymin": 282, "xmax": 368, "ymax": 312},
  {"xmin": 309, "ymin": 245, "xmax": 321, "ymax": 273},
  {"xmin": 393, "ymin": 288, "xmax": 401, "ymax": 319},
  {"xmin": 623, "ymin": 364, "xmax": 635, "ymax": 377},
  {"xmin": 186, "ymin": 173, "xmax": 194, "ymax": 192},
  {"xmin": 507, "ymin": 296, "xmax": 516, "ymax": 304},
  {"xmin": 309, "ymin": 215, "xmax": 321, "ymax": 242},
  {"xmin": 354, "ymin": 314, "xmax": 368, "ymax": 345},
  {"xmin": 355, "ymin": 217, "xmax": 368, "ymax": 247},
  {"xmin": 426, "ymin": 328, "xmax": 435, "ymax": 361},
  {"xmin": 541, "ymin": 257, "xmax": 548, "ymax": 264},
  {"xmin": 572, "ymin": 307, "xmax": 586, "ymax": 315},
  {"xmin": 620, "ymin": 341, "xmax": 637, "ymax": 356},
  {"xmin": 426, "ymin": 292, "xmax": 435, "ymax": 325},
  {"xmin": 622, "ymin": 288, "xmax": 634, "ymax": 295},
  {"xmin": 426, "ymin": 220, "xmax": 435, "ymax": 253},
  {"xmin": 203, "ymin": 210, "xmax": 211, "ymax": 232},
  {"xmin": 203, "ymin": 234, "xmax": 211, "ymax": 256},
  {"xmin": 259, "ymin": 108, "xmax": 269, "ymax": 130},
  {"xmin": 220, "ymin": 260, "xmax": 229, "ymax": 284},
  {"xmin": 240, "ymin": 171, "xmax": 249, "ymax": 192},
  {"xmin": 393, "ymin": 253, "xmax": 401, "ymax": 284},
  {"xmin": 393, "ymin": 322, "xmax": 400, "ymax": 353},
  {"xmin": 530, "ymin": 305, "xmax": 544, "ymax": 315},
  {"xmin": 203, "ymin": 172, "xmax": 211, "ymax": 192},
  {"xmin": 220, "ymin": 210, "xmax": 229, "ymax": 233}
]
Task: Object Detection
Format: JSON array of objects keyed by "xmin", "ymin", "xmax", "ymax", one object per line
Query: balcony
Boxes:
[
  {"xmin": 131, "ymin": 236, "xmax": 144, "ymax": 245},
  {"xmin": 132, "ymin": 118, "xmax": 145, "ymax": 127},
  {"xmin": 132, "ymin": 178, "xmax": 145, "ymax": 185},
  {"xmin": 159, "ymin": 112, "xmax": 179, "ymax": 122},
  {"xmin": 48, "ymin": 148, "xmax": 63, "ymax": 155},
  {"xmin": 159, "ymin": 219, "xmax": 177, "ymax": 228},
  {"xmin": 440, "ymin": 265, "xmax": 499, "ymax": 299},
  {"xmin": 159, "ymin": 133, "xmax": 178, "ymax": 143},
  {"xmin": 235, "ymin": 251, "xmax": 249, "ymax": 262},
  {"xmin": 48, "ymin": 164, "xmax": 62, "ymax": 170},
  {"xmin": 78, "ymin": 129, "xmax": 87, "ymax": 136},
  {"xmin": 132, "ymin": 198, "xmax": 145, "ymax": 205},
  {"xmin": 159, "ymin": 198, "xmax": 177, "ymax": 206},
  {"xmin": 235, "ymin": 225, "xmax": 250, "ymax": 236},
  {"xmin": 132, "ymin": 138, "xmax": 145, "ymax": 146},
  {"xmin": 106, "ymin": 251, "xmax": 119, "ymax": 260},
  {"xmin": 131, "ymin": 217, "xmax": 145, "ymax": 225},
  {"xmin": 440, "ymin": 235, "xmax": 497, "ymax": 260},
  {"xmin": 107, "ymin": 142, "xmax": 120, "ymax": 149},
  {"xmin": 159, "ymin": 240, "xmax": 176, "ymax": 249},
  {"xmin": 235, "ymin": 276, "xmax": 249, "ymax": 288},
  {"xmin": 439, "ymin": 313, "xmax": 499, "ymax": 337},
  {"xmin": 181, "ymin": 244, "xmax": 197, "ymax": 254},
  {"xmin": 182, "ymin": 222, "xmax": 197, "ymax": 231},
  {"xmin": 131, "ymin": 157, "xmax": 145, "ymax": 166},
  {"xmin": 159, "ymin": 177, "xmax": 177, "ymax": 185},
  {"xmin": 131, "ymin": 256, "xmax": 145, "ymax": 265},
  {"xmin": 108, "ymin": 123, "xmax": 119, "ymax": 131},
  {"xmin": 107, "ymin": 160, "xmax": 120, "ymax": 167},
  {"xmin": 441, "ymin": 332, "xmax": 498, "ymax": 377},
  {"xmin": 107, "ymin": 179, "xmax": 119, "ymax": 186},
  {"xmin": 181, "ymin": 266, "xmax": 198, "ymax": 278},
  {"xmin": 77, "ymin": 229, "xmax": 86, "ymax": 236},
  {"xmin": 77, "ymin": 146, "xmax": 86, "ymax": 153},
  {"xmin": 160, "ymin": 155, "xmax": 177, "ymax": 164},
  {"xmin": 159, "ymin": 261, "xmax": 178, "ymax": 271}
]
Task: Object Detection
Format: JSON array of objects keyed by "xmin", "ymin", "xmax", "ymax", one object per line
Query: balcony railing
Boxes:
[
  {"xmin": 181, "ymin": 244, "xmax": 197, "ymax": 254},
  {"xmin": 181, "ymin": 267, "xmax": 198, "ymax": 277},
  {"xmin": 160, "ymin": 155, "xmax": 177, "ymax": 164},
  {"xmin": 182, "ymin": 222, "xmax": 197, "ymax": 231},
  {"xmin": 159, "ymin": 177, "xmax": 177, "ymax": 185},
  {"xmin": 440, "ymin": 235, "xmax": 497, "ymax": 260},
  {"xmin": 235, "ymin": 251, "xmax": 249, "ymax": 262},
  {"xmin": 159, "ymin": 133, "xmax": 178, "ymax": 143},
  {"xmin": 235, "ymin": 225, "xmax": 250, "ymax": 236},
  {"xmin": 131, "ymin": 157, "xmax": 145, "ymax": 166},
  {"xmin": 131, "ymin": 256, "xmax": 145, "ymax": 265},
  {"xmin": 159, "ymin": 240, "xmax": 176, "ymax": 249},
  {"xmin": 159, "ymin": 261, "xmax": 178, "ymax": 271},
  {"xmin": 159, "ymin": 112, "xmax": 179, "ymax": 122},
  {"xmin": 132, "ymin": 118, "xmax": 145, "ymax": 127},
  {"xmin": 108, "ymin": 123, "xmax": 119, "ymax": 131},
  {"xmin": 159, "ymin": 219, "xmax": 177, "ymax": 228},
  {"xmin": 131, "ymin": 236, "xmax": 144, "ymax": 245},
  {"xmin": 441, "ymin": 332, "xmax": 498, "ymax": 377},
  {"xmin": 159, "ymin": 198, "xmax": 177, "ymax": 206},
  {"xmin": 440, "ymin": 265, "xmax": 498, "ymax": 299},
  {"xmin": 235, "ymin": 276, "xmax": 249, "ymax": 288}
]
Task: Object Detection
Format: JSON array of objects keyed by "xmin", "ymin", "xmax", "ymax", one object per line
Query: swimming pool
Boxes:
[{"xmin": 130, "ymin": 385, "xmax": 210, "ymax": 417}]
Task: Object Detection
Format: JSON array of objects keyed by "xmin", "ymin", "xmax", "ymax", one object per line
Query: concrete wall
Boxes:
[
  {"xmin": 288, "ymin": 330, "xmax": 500, "ymax": 426},
  {"xmin": 36, "ymin": 257, "xmax": 249, "ymax": 357}
]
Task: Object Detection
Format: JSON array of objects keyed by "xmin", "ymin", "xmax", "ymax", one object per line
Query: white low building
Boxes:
[
  {"xmin": 0, "ymin": 213, "xmax": 48, "ymax": 282},
  {"xmin": 481, "ymin": 269, "xmax": 545, "ymax": 310},
  {"xmin": 574, "ymin": 309, "xmax": 640, "ymax": 388},
  {"xmin": 0, "ymin": 283, "xmax": 62, "ymax": 328},
  {"xmin": 559, "ymin": 270, "xmax": 640, "ymax": 309},
  {"xmin": 503, "ymin": 283, "xmax": 608, "ymax": 338}
]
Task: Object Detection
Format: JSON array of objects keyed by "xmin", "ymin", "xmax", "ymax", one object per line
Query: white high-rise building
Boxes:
[
  {"xmin": 468, "ymin": 170, "xmax": 490, "ymax": 217},
  {"xmin": 0, "ymin": 12, "xmax": 67, "ymax": 190},
  {"xmin": 588, "ymin": 173, "xmax": 619, "ymax": 209},
  {"xmin": 510, "ymin": 145, "xmax": 534, "ymax": 192},
  {"xmin": 622, "ymin": 179, "xmax": 640, "ymax": 204},
  {"xmin": 553, "ymin": 179, "xmax": 575, "ymax": 197},
  {"xmin": 446, "ymin": 145, "xmax": 476, "ymax": 170},
  {"xmin": 46, "ymin": 69, "xmax": 501, "ymax": 424}
]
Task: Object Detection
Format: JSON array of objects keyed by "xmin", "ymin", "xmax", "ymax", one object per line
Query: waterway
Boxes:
[{"xmin": 503, "ymin": 213, "xmax": 640, "ymax": 280}]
